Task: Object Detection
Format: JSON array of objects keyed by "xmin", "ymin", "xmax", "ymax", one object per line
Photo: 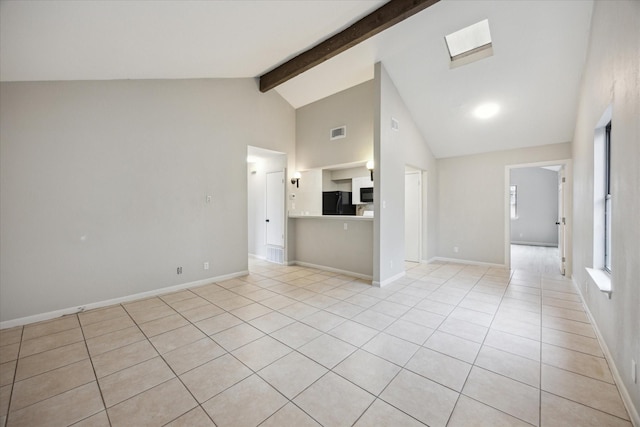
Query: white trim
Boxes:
[
  {"xmin": 291, "ymin": 260, "xmax": 372, "ymax": 281},
  {"xmin": 0, "ymin": 271, "xmax": 248, "ymax": 329},
  {"xmin": 373, "ymin": 271, "xmax": 406, "ymax": 288},
  {"xmin": 586, "ymin": 267, "xmax": 612, "ymax": 298},
  {"xmin": 428, "ymin": 256, "xmax": 506, "ymax": 269},
  {"xmin": 573, "ymin": 277, "xmax": 640, "ymax": 426},
  {"xmin": 248, "ymin": 253, "xmax": 267, "ymax": 261},
  {"xmin": 511, "ymin": 241, "xmax": 558, "ymax": 247}
]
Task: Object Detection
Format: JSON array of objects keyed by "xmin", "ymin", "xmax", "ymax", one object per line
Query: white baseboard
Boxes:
[
  {"xmin": 427, "ymin": 256, "xmax": 506, "ymax": 269},
  {"xmin": 290, "ymin": 261, "xmax": 372, "ymax": 281},
  {"xmin": 0, "ymin": 270, "xmax": 249, "ymax": 329},
  {"xmin": 372, "ymin": 271, "xmax": 406, "ymax": 288},
  {"xmin": 572, "ymin": 277, "xmax": 640, "ymax": 426},
  {"xmin": 511, "ymin": 241, "xmax": 558, "ymax": 247},
  {"xmin": 248, "ymin": 253, "xmax": 266, "ymax": 261}
]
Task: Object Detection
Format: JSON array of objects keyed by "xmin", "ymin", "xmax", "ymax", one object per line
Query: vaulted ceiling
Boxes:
[{"xmin": 0, "ymin": 0, "xmax": 593, "ymax": 158}]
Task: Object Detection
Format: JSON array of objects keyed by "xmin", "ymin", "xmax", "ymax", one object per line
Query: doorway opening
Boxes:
[
  {"xmin": 505, "ymin": 160, "xmax": 571, "ymax": 276},
  {"xmin": 247, "ymin": 146, "xmax": 287, "ymax": 264}
]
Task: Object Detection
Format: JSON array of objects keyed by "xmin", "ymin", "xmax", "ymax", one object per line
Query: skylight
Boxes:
[{"xmin": 445, "ymin": 19, "xmax": 492, "ymax": 61}]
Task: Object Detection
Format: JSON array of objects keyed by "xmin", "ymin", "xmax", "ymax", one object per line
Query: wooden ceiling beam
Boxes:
[{"xmin": 259, "ymin": 0, "xmax": 440, "ymax": 92}]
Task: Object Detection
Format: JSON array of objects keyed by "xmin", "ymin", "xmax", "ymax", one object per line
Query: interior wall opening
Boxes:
[
  {"xmin": 506, "ymin": 162, "xmax": 569, "ymax": 276},
  {"xmin": 247, "ymin": 146, "xmax": 287, "ymax": 265}
]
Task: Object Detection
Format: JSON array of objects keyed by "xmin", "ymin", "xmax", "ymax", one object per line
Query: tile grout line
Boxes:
[
  {"xmin": 78, "ymin": 312, "xmax": 113, "ymax": 426},
  {"xmin": 2, "ymin": 325, "xmax": 24, "ymax": 427}
]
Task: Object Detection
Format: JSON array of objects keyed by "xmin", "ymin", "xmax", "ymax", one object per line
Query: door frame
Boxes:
[{"xmin": 504, "ymin": 159, "xmax": 572, "ymax": 275}]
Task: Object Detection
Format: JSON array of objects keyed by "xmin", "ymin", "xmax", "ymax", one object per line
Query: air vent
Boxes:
[
  {"xmin": 391, "ymin": 118, "xmax": 399, "ymax": 131},
  {"xmin": 330, "ymin": 126, "xmax": 347, "ymax": 140},
  {"xmin": 266, "ymin": 245, "xmax": 284, "ymax": 264}
]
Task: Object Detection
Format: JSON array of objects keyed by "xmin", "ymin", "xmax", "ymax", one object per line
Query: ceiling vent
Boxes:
[{"xmin": 330, "ymin": 126, "xmax": 347, "ymax": 140}]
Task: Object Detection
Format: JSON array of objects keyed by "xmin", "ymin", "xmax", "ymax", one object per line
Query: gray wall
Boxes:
[
  {"xmin": 375, "ymin": 63, "xmax": 439, "ymax": 284},
  {"xmin": 510, "ymin": 167, "xmax": 559, "ymax": 246},
  {"xmin": 290, "ymin": 218, "xmax": 373, "ymax": 277},
  {"xmin": 296, "ymin": 80, "xmax": 374, "ymax": 171},
  {"xmin": 571, "ymin": 0, "xmax": 640, "ymax": 416},
  {"xmin": 0, "ymin": 79, "xmax": 295, "ymax": 322},
  {"xmin": 437, "ymin": 143, "xmax": 571, "ymax": 265}
]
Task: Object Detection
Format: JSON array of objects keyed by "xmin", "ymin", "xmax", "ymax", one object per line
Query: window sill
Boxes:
[{"xmin": 586, "ymin": 268, "xmax": 612, "ymax": 299}]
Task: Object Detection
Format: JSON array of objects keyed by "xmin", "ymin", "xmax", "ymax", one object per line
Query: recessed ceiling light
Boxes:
[
  {"xmin": 473, "ymin": 103, "xmax": 500, "ymax": 119},
  {"xmin": 445, "ymin": 19, "xmax": 492, "ymax": 61}
]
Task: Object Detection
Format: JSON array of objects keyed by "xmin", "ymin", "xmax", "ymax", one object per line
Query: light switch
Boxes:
[{"xmin": 344, "ymin": 223, "xmax": 348, "ymax": 230}]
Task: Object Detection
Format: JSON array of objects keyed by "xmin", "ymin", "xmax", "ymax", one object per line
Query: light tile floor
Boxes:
[{"xmin": 0, "ymin": 258, "xmax": 633, "ymax": 426}]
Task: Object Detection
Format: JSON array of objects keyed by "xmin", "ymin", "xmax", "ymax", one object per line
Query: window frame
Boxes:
[{"xmin": 604, "ymin": 121, "xmax": 612, "ymax": 273}]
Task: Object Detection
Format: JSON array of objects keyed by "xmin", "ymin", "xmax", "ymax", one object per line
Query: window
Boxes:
[
  {"xmin": 510, "ymin": 185, "xmax": 518, "ymax": 219},
  {"xmin": 445, "ymin": 19, "xmax": 492, "ymax": 60},
  {"xmin": 588, "ymin": 108, "xmax": 612, "ymax": 296},
  {"xmin": 604, "ymin": 121, "xmax": 612, "ymax": 272},
  {"xmin": 444, "ymin": 19, "xmax": 493, "ymax": 67}
]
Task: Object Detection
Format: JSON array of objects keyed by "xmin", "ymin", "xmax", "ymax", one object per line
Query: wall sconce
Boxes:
[
  {"xmin": 291, "ymin": 171, "xmax": 301, "ymax": 188},
  {"xmin": 366, "ymin": 160, "xmax": 374, "ymax": 181}
]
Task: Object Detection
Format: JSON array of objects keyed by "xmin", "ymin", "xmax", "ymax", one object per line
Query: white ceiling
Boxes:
[{"xmin": 0, "ymin": 0, "xmax": 593, "ymax": 158}]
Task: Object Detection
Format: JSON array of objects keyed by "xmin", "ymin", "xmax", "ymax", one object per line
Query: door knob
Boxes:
[
  {"xmin": 265, "ymin": 219, "xmax": 270, "ymax": 222},
  {"xmin": 555, "ymin": 221, "xmax": 561, "ymax": 225}
]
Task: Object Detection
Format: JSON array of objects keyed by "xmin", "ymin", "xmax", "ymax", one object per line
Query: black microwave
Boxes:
[{"xmin": 360, "ymin": 187, "xmax": 373, "ymax": 203}]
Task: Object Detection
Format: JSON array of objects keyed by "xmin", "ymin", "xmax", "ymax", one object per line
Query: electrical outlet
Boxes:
[
  {"xmin": 344, "ymin": 223, "xmax": 348, "ymax": 230},
  {"xmin": 390, "ymin": 260, "xmax": 394, "ymax": 268},
  {"xmin": 203, "ymin": 262, "xmax": 209, "ymax": 270},
  {"xmin": 177, "ymin": 267, "xmax": 182, "ymax": 274},
  {"xmin": 453, "ymin": 246, "xmax": 459, "ymax": 253},
  {"xmin": 206, "ymin": 195, "xmax": 212, "ymax": 203}
]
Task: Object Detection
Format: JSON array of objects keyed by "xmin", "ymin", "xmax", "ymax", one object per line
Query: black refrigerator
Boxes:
[{"xmin": 322, "ymin": 191, "xmax": 356, "ymax": 215}]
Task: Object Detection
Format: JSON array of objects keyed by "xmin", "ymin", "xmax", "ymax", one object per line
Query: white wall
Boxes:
[
  {"xmin": 510, "ymin": 167, "xmax": 559, "ymax": 246},
  {"xmin": 571, "ymin": 0, "xmax": 640, "ymax": 419},
  {"xmin": 0, "ymin": 79, "xmax": 295, "ymax": 322},
  {"xmin": 437, "ymin": 143, "xmax": 571, "ymax": 265},
  {"xmin": 374, "ymin": 63, "xmax": 439, "ymax": 285}
]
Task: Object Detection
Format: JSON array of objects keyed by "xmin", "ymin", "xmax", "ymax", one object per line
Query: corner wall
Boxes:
[
  {"xmin": 571, "ymin": 0, "xmax": 640, "ymax": 418},
  {"xmin": 0, "ymin": 79, "xmax": 295, "ymax": 322},
  {"xmin": 374, "ymin": 63, "xmax": 439, "ymax": 285}
]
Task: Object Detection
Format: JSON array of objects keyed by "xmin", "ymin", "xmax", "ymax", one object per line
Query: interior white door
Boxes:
[
  {"xmin": 266, "ymin": 171, "xmax": 285, "ymax": 247},
  {"xmin": 405, "ymin": 171, "xmax": 421, "ymax": 262},
  {"xmin": 558, "ymin": 167, "xmax": 566, "ymax": 275}
]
